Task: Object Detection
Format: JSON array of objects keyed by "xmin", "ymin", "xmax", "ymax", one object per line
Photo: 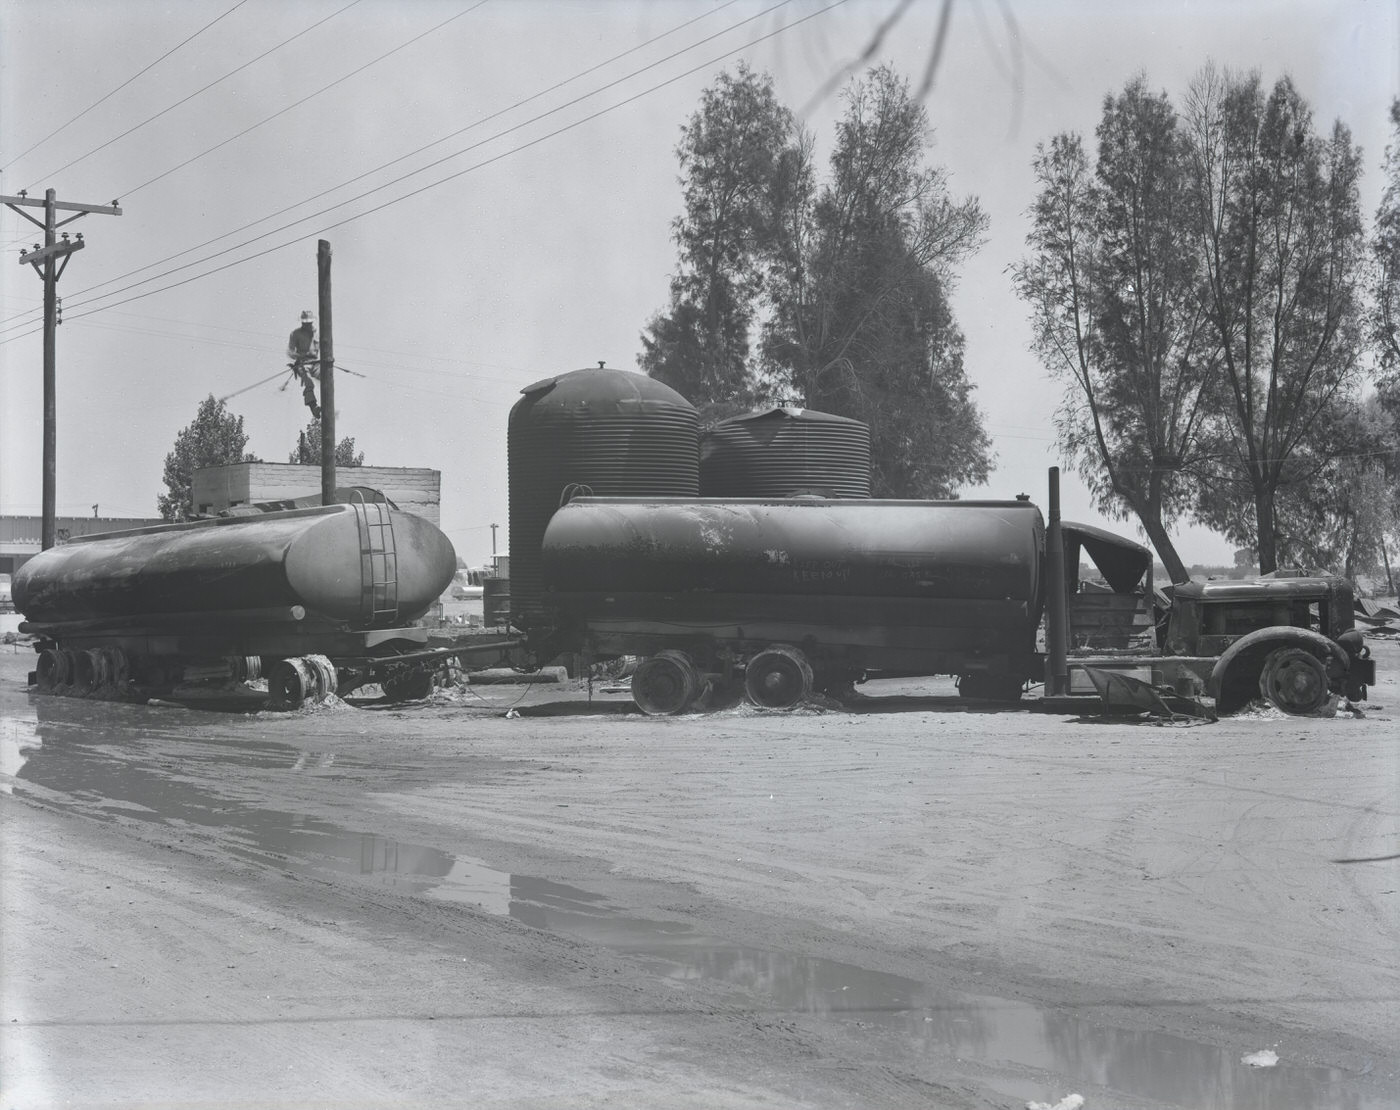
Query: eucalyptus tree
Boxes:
[
  {"xmin": 1183, "ymin": 67, "xmax": 1366, "ymax": 573},
  {"xmin": 761, "ymin": 65, "xmax": 991, "ymax": 497},
  {"xmin": 639, "ymin": 63, "xmax": 796, "ymax": 418},
  {"xmin": 1371, "ymin": 98, "xmax": 1400, "ymax": 380},
  {"xmin": 1013, "ymin": 78, "xmax": 1215, "ymax": 583}
]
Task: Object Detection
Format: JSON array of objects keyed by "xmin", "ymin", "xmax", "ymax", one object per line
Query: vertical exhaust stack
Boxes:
[{"xmin": 1045, "ymin": 466, "xmax": 1070, "ymax": 696}]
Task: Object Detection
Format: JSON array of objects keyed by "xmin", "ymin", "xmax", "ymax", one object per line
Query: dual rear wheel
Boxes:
[
  {"xmin": 268, "ymin": 654, "xmax": 340, "ymax": 710},
  {"xmin": 35, "ymin": 646, "xmax": 130, "ymax": 697},
  {"xmin": 632, "ymin": 645, "xmax": 815, "ymax": 716}
]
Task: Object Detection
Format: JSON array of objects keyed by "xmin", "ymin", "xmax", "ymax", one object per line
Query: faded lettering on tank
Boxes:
[{"xmin": 790, "ymin": 559, "xmax": 852, "ymax": 583}]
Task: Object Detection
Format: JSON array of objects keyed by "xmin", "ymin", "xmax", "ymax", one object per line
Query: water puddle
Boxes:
[{"xmin": 3, "ymin": 698, "xmax": 1390, "ymax": 1109}]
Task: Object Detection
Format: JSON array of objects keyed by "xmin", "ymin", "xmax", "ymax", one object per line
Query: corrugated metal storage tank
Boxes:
[
  {"xmin": 507, "ymin": 366, "xmax": 698, "ymax": 629},
  {"xmin": 699, "ymin": 407, "xmax": 871, "ymax": 498}
]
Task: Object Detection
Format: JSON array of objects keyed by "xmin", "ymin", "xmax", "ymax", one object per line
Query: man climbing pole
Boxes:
[{"xmin": 287, "ymin": 310, "xmax": 321, "ymax": 418}]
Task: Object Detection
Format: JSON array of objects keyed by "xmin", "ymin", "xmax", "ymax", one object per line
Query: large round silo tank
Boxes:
[
  {"xmin": 508, "ymin": 366, "xmax": 698, "ymax": 629},
  {"xmin": 700, "ymin": 407, "xmax": 871, "ymax": 498}
]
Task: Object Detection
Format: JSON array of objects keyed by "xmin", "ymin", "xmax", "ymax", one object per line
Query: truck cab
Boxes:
[{"xmin": 1163, "ymin": 574, "xmax": 1374, "ymax": 714}]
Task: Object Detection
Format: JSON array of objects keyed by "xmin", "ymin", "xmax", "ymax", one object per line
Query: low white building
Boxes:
[
  {"xmin": 1, "ymin": 514, "xmax": 166, "ymax": 576},
  {"xmin": 192, "ymin": 463, "xmax": 441, "ymax": 526}
]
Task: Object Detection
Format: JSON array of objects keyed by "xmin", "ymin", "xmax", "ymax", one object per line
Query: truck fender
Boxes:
[{"xmin": 1209, "ymin": 627, "xmax": 1348, "ymax": 713}]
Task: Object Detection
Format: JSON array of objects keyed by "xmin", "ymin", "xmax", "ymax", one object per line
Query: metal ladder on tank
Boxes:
[{"xmin": 349, "ymin": 491, "xmax": 398, "ymax": 625}]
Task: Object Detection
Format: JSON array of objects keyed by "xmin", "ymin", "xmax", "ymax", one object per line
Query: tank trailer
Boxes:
[
  {"xmin": 533, "ymin": 469, "xmax": 1375, "ymax": 717},
  {"xmin": 13, "ymin": 498, "xmax": 515, "ymax": 709}
]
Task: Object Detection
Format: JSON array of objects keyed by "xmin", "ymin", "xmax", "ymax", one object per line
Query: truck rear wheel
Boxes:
[
  {"xmin": 35, "ymin": 648, "xmax": 68, "ymax": 692},
  {"xmin": 1259, "ymin": 647, "xmax": 1329, "ymax": 715},
  {"xmin": 70, "ymin": 648, "xmax": 107, "ymax": 696},
  {"xmin": 268, "ymin": 657, "xmax": 315, "ymax": 710},
  {"xmin": 958, "ymin": 672, "xmax": 1025, "ymax": 702},
  {"xmin": 744, "ymin": 645, "xmax": 813, "ymax": 709},
  {"xmin": 632, "ymin": 650, "xmax": 700, "ymax": 716}
]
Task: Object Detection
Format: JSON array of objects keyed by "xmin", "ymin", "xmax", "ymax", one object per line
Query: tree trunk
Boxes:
[
  {"xmin": 1138, "ymin": 514, "xmax": 1189, "ymax": 585},
  {"xmin": 1255, "ymin": 491, "xmax": 1278, "ymax": 575}
]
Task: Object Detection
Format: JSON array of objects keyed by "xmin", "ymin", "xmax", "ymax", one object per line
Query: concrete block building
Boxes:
[{"xmin": 192, "ymin": 463, "xmax": 441, "ymax": 526}]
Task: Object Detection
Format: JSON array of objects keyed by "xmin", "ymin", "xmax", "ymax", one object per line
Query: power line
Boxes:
[
  {"xmin": 67, "ymin": 306, "xmax": 535, "ymax": 383},
  {"xmin": 25, "ymin": 0, "xmax": 758, "ymax": 321},
  {"xmin": 216, "ymin": 368, "xmax": 287, "ymax": 403},
  {"xmin": 21, "ymin": 0, "xmax": 366, "ymax": 191},
  {"xmin": 13, "ymin": 0, "xmax": 823, "ymax": 331},
  {"xmin": 1, "ymin": 0, "xmax": 252, "ymax": 173},
  {"xmin": 58, "ymin": 318, "xmax": 526, "ymax": 397},
  {"xmin": 115, "ymin": 0, "xmax": 492, "ymax": 201}
]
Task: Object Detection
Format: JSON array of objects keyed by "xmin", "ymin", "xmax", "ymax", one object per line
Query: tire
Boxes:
[
  {"xmin": 304, "ymin": 654, "xmax": 339, "ymax": 701},
  {"xmin": 268, "ymin": 657, "xmax": 314, "ymax": 710},
  {"xmin": 1258, "ymin": 646, "xmax": 1329, "ymax": 715},
  {"xmin": 70, "ymin": 648, "xmax": 107, "ymax": 696},
  {"xmin": 744, "ymin": 645, "xmax": 813, "ymax": 709},
  {"xmin": 100, "ymin": 647, "xmax": 129, "ymax": 695},
  {"xmin": 632, "ymin": 650, "xmax": 700, "ymax": 716},
  {"xmin": 35, "ymin": 648, "xmax": 67, "ymax": 692},
  {"xmin": 958, "ymin": 672, "xmax": 1025, "ymax": 702},
  {"xmin": 382, "ymin": 668, "xmax": 435, "ymax": 702}
]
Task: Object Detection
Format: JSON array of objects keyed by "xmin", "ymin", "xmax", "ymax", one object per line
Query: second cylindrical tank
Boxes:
[
  {"xmin": 539, "ymin": 497, "xmax": 1047, "ymax": 673},
  {"xmin": 699, "ymin": 407, "xmax": 871, "ymax": 498},
  {"xmin": 541, "ymin": 496, "xmax": 1043, "ymax": 601}
]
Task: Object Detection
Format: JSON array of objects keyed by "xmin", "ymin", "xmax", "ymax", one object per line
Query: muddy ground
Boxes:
[{"xmin": 1, "ymin": 638, "xmax": 1397, "ymax": 1110}]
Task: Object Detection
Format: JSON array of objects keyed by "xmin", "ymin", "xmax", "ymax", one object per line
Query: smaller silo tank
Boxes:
[{"xmin": 700, "ymin": 407, "xmax": 871, "ymax": 498}]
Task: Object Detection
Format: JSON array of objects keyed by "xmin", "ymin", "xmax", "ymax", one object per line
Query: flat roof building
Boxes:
[
  {"xmin": 1, "ymin": 514, "xmax": 166, "ymax": 575},
  {"xmin": 192, "ymin": 463, "xmax": 441, "ymax": 526}
]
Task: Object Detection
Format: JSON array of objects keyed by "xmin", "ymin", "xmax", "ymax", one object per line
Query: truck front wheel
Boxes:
[{"xmin": 1259, "ymin": 647, "xmax": 1329, "ymax": 715}]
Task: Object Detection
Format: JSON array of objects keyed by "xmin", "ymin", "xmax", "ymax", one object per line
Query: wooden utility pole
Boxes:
[
  {"xmin": 317, "ymin": 239, "xmax": 335, "ymax": 506},
  {"xmin": 4, "ymin": 189, "xmax": 121, "ymax": 550},
  {"xmin": 1045, "ymin": 466, "xmax": 1069, "ymax": 696}
]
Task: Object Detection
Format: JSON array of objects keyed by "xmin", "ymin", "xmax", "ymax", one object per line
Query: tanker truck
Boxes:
[{"xmin": 535, "ymin": 490, "xmax": 1374, "ymax": 717}]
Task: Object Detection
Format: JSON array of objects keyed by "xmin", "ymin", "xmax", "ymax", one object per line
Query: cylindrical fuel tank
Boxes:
[
  {"xmin": 700, "ymin": 407, "xmax": 871, "ymax": 498},
  {"xmin": 541, "ymin": 498, "xmax": 1044, "ymax": 601},
  {"xmin": 508, "ymin": 367, "xmax": 698, "ymax": 629},
  {"xmin": 13, "ymin": 504, "xmax": 455, "ymax": 628}
]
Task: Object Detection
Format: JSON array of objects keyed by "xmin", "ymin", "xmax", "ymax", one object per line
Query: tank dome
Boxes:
[{"xmin": 507, "ymin": 366, "xmax": 698, "ymax": 630}]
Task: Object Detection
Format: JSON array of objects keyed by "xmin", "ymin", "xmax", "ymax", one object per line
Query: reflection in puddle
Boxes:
[
  {"xmin": 4, "ymin": 698, "xmax": 1390, "ymax": 1110},
  {"xmin": 0, "ymin": 703, "xmax": 40, "ymax": 793}
]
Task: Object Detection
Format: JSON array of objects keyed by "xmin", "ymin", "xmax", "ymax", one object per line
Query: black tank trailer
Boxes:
[
  {"xmin": 536, "ymin": 495, "xmax": 1152, "ymax": 714},
  {"xmin": 12, "ymin": 500, "xmax": 502, "ymax": 708}
]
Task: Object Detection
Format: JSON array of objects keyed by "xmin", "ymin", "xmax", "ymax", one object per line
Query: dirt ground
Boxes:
[{"xmin": 1, "ymin": 636, "xmax": 1397, "ymax": 1110}]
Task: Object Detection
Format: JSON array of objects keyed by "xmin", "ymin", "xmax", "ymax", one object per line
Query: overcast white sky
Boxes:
[{"xmin": 2, "ymin": 0, "xmax": 1396, "ymax": 566}]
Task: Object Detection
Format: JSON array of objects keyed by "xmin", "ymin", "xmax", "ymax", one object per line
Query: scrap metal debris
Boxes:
[{"xmin": 1081, "ymin": 667, "xmax": 1216, "ymax": 722}]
